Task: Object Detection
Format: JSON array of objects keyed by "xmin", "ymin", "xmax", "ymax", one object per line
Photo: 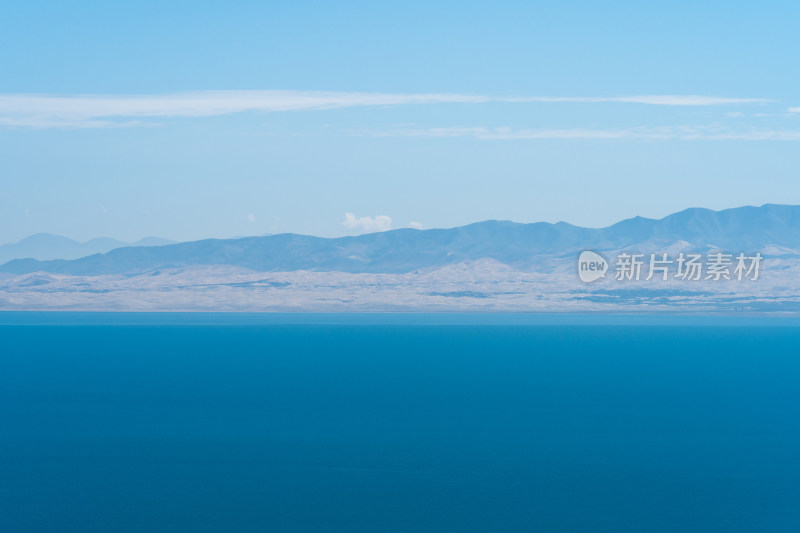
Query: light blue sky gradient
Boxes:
[{"xmin": 1, "ymin": 1, "xmax": 799, "ymax": 242}]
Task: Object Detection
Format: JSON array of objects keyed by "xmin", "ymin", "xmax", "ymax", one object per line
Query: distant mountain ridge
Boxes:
[
  {"xmin": 2, "ymin": 204, "xmax": 799, "ymax": 275},
  {"xmin": 0, "ymin": 233, "xmax": 175, "ymax": 265}
]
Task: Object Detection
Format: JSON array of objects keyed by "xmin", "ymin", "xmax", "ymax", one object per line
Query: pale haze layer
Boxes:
[{"xmin": 1, "ymin": 1, "xmax": 800, "ymax": 243}]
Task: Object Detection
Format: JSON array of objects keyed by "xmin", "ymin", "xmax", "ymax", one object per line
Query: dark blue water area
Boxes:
[{"xmin": 2, "ymin": 313, "xmax": 800, "ymax": 532}]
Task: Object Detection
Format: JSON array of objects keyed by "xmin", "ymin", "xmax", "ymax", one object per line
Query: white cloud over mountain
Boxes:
[{"xmin": 341, "ymin": 212, "xmax": 392, "ymax": 233}]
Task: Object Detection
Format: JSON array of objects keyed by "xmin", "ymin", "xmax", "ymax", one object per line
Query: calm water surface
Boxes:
[{"xmin": 1, "ymin": 314, "xmax": 799, "ymax": 532}]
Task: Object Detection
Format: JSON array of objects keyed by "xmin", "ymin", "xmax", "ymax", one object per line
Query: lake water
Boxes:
[{"xmin": 2, "ymin": 313, "xmax": 800, "ymax": 532}]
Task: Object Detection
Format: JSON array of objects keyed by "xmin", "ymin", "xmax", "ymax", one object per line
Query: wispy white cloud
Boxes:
[
  {"xmin": 789, "ymin": 106, "xmax": 800, "ymax": 113},
  {"xmin": 0, "ymin": 116, "xmax": 152, "ymax": 129},
  {"xmin": 0, "ymin": 90, "xmax": 770, "ymax": 129},
  {"xmin": 370, "ymin": 127, "xmax": 632, "ymax": 140},
  {"xmin": 408, "ymin": 221, "xmax": 424, "ymax": 230},
  {"xmin": 506, "ymin": 95, "xmax": 768, "ymax": 106},
  {"xmin": 341, "ymin": 212, "xmax": 392, "ymax": 233},
  {"xmin": 364, "ymin": 125, "xmax": 800, "ymax": 141}
]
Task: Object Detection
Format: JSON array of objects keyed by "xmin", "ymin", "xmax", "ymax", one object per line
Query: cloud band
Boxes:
[{"xmin": 0, "ymin": 90, "xmax": 770, "ymax": 129}]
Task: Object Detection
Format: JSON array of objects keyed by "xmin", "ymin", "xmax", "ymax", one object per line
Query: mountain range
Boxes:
[
  {"xmin": 2, "ymin": 204, "xmax": 799, "ymax": 276},
  {"xmin": 0, "ymin": 234, "xmax": 174, "ymax": 265}
]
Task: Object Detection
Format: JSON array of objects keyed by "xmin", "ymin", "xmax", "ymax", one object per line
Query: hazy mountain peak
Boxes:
[{"xmin": 0, "ymin": 234, "xmax": 175, "ymax": 264}]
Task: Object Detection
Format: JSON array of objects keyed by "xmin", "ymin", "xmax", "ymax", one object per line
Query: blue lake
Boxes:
[{"xmin": 2, "ymin": 313, "xmax": 800, "ymax": 532}]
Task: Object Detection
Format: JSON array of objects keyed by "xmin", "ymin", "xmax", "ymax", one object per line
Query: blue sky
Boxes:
[{"xmin": 1, "ymin": 1, "xmax": 799, "ymax": 243}]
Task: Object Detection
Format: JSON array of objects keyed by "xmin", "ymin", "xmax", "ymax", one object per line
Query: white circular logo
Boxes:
[{"xmin": 577, "ymin": 250, "xmax": 608, "ymax": 283}]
